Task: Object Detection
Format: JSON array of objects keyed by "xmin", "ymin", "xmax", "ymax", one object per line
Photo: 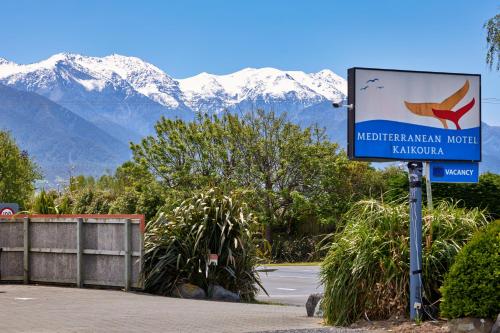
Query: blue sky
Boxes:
[{"xmin": 1, "ymin": 0, "xmax": 499, "ymax": 124}]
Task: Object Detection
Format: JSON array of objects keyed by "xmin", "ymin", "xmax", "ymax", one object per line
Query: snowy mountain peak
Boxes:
[
  {"xmin": 0, "ymin": 57, "xmax": 13, "ymax": 65},
  {"xmin": 178, "ymin": 66, "xmax": 346, "ymax": 112},
  {"xmin": 0, "ymin": 53, "xmax": 347, "ymax": 113}
]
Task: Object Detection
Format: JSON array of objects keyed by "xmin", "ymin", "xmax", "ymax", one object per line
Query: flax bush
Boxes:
[
  {"xmin": 320, "ymin": 199, "xmax": 488, "ymax": 326},
  {"xmin": 143, "ymin": 188, "xmax": 264, "ymax": 301}
]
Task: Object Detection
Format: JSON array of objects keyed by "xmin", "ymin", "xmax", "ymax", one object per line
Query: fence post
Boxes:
[
  {"xmin": 23, "ymin": 217, "xmax": 30, "ymax": 284},
  {"xmin": 124, "ymin": 219, "xmax": 132, "ymax": 291},
  {"xmin": 76, "ymin": 218, "xmax": 84, "ymax": 288}
]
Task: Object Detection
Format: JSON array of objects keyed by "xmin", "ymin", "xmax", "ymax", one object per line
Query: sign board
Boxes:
[
  {"xmin": 429, "ymin": 161, "xmax": 479, "ymax": 183},
  {"xmin": 208, "ymin": 253, "xmax": 218, "ymax": 266},
  {"xmin": 348, "ymin": 68, "xmax": 481, "ymax": 162},
  {"xmin": 0, "ymin": 203, "xmax": 19, "ymax": 216}
]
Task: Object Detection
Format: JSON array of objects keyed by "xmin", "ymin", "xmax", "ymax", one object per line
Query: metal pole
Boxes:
[
  {"xmin": 408, "ymin": 162, "xmax": 423, "ymax": 320},
  {"xmin": 425, "ymin": 162, "xmax": 433, "ymax": 210}
]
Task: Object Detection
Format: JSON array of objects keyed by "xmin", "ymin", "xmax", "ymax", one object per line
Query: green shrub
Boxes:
[
  {"xmin": 143, "ymin": 188, "xmax": 264, "ymax": 301},
  {"xmin": 30, "ymin": 189, "xmax": 57, "ymax": 214},
  {"xmin": 440, "ymin": 220, "xmax": 500, "ymax": 319},
  {"xmin": 320, "ymin": 199, "xmax": 488, "ymax": 326},
  {"xmin": 70, "ymin": 188, "xmax": 115, "ymax": 214},
  {"xmin": 270, "ymin": 234, "xmax": 324, "ymax": 263}
]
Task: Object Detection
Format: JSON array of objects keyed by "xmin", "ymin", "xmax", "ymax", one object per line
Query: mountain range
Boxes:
[{"xmin": 0, "ymin": 53, "xmax": 498, "ymax": 183}]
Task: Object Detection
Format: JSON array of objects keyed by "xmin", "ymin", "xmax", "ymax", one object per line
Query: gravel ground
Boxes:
[{"xmin": 253, "ymin": 329, "xmax": 366, "ymax": 333}]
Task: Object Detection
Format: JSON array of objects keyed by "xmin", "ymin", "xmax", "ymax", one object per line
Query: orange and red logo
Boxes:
[{"xmin": 404, "ymin": 80, "xmax": 475, "ymax": 130}]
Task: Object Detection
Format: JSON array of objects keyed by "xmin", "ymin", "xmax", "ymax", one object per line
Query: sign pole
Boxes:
[
  {"xmin": 408, "ymin": 161, "xmax": 423, "ymax": 320},
  {"xmin": 425, "ymin": 162, "xmax": 433, "ymax": 210}
]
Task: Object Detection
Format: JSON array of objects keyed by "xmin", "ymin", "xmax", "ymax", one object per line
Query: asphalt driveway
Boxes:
[
  {"xmin": 0, "ymin": 284, "xmax": 323, "ymax": 333},
  {"xmin": 257, "ymin": 265, "xmax": 323, "ymax": 306}
]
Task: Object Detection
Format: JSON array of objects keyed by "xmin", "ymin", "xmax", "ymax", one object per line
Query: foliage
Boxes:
[
  {"xmin": 269, "ymin": 234, "xmax": 325, "ymax": 263},
  {"xmin": 440, "ymin": 220, "xmax": 500, "ymax": 319},
  {"xmin": 380, "ymin": 166, "xmax": 409, "ymax": 202},
  {"xmin": 28, "ymin": 161, "xmax": 167, "ymax": 219},
  {"xmin": 69, "ymin": 188, "xmax": 116, "ymax": 214},
  {"xmin": 384, "ymin": 168, "xmax": 500, "ymax": 218},
  {"xmin": 432, "ymin": 173, "xmax": 500, "ymax": 218},
  {"xmin": 484, "ymin": 14, "xmax": 500, "ymax": 70},
  {"xmin": 31, "ymin": 189, "xmax": 58, "ymax": 214},
  {"xmin": 131, "ymin": 111, "xmax": 378, "ymax": 242},
  {"xmin": 320, "ymin": 199, "xmax": 488, "ymax": 326},
  {"xmin": 0, "ymin": 131, "xmax": 41, "ymax": 208},
  {"xmin": 142, "ymin": 188, "xmax": 263, "ymax": 301}
]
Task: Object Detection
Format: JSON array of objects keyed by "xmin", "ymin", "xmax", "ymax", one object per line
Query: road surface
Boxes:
[
  {"xmin": 0, "ymin": 284, "xmax": 324, "ymax": 332},
  {"xmin": 257, "ymin": 265, "xmax": 323, "ymax": 306}
]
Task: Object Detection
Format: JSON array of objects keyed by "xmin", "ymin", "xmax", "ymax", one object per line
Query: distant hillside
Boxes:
[
  {"xmin": 0, "ymin": 84, "xmax": 131, "ymax": 183},
  {"xmin": 0, "ymin": 53, "xmax": 498, "ymax": 181}
]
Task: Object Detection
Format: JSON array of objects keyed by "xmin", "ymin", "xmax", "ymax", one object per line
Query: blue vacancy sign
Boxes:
[
  {"xmin": 429, "ymin": 161, "xmax": 479, "ymax": 183},
  {"xmin": 347, "ymin": 68, "xmax": 481, "ymax": 162}
]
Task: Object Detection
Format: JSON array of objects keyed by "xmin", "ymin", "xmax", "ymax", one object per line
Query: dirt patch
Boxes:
[{"xmin": 350, "ymin": 318, "xmax": 449, "ymax": 332}]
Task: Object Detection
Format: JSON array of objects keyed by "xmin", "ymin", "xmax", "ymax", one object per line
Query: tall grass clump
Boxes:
[
  {"xmin": 143, "ymin": 188, "xmax": 264, "ymax": 301},
  {"xmin": 320, "ymin": 199, "xmax": 488, "ymax": 326}
]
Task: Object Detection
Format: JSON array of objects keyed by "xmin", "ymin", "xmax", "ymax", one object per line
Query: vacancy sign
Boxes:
[
  {"xmin": 429, "ymin": 161, "xmax": 479, "ymax": 183},
  {"xmin": 347, "ymin": 68, "xmax": 481, "ymax": 162}
]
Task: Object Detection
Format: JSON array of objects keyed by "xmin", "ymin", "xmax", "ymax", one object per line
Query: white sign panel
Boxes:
[{"xmin": 347, "ymin": 68, "xmax": 481, "ymax": 161}]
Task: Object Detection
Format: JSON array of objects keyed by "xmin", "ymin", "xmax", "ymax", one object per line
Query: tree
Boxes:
[
  {"xmin": 383, "ymin": 167, "xmax": 500, "ymax": 218},
  {"xmin": 0, "ymin": 131, "xmax": 41, "ymax": 208},
  {"xmin": 484, "ymin": 14, "xmax": 500, "ymax": 70},
  {"xmin": 131, "ymin": 111, "xmax": 373, "ymax": 242}
]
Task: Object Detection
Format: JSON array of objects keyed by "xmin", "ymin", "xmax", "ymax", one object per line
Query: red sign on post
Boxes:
[{"xmin": 208, "ymin": 254, "xmax": 218, "ymax": 266}]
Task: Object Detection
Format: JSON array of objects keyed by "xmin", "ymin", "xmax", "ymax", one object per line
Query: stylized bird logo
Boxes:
[
  {"xmin": 366, "ymin": 78, "xmax": 379, "ymax": 83},
  {"xmin": 404, "ymin": 80, "xmax": 474, "ymax": 130},
  {"xmin": 360, "ymin": 86, "xmax": 369, "ymax": 91}
]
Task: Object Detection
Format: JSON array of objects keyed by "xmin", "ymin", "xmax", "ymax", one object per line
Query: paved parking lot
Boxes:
[{"xmin": 0, "ymin": 284, "xmax": 323, "ymax": 333}]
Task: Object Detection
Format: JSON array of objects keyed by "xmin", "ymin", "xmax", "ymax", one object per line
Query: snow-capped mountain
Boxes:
[
  {"xmin": 0, "ymin": 53, "xmax": 189, "ymax": 142},
  {"xmin": 0, "ymin": 53, "xmax": 349, "ymax": 181},
  {"xmin": 0, "ymin": 54, "xmax": 347, "ymax": 146},
  {"xmin": 0, "ymin": 54, "xmax": 345, "ymax": 111},
  {"xmin": 178, "ymin": 67, "xmax": 346, "ymax": 113},
  {"xmin": 1, "ymin": 53, "xmax": 498, "ymax": 181}
]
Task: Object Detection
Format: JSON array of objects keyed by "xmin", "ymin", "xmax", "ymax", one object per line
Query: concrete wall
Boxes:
[{"xmin": 0, "ymin": 215, "xmax": 144, "ymax": 290}]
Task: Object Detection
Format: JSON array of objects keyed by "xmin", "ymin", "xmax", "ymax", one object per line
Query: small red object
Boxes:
[
  {"xmin": 432, "ymin": 98, "xmax": 475, "ymax": 130},
  {"xmin": 208, "ymin": 254, "xmax": 218, "ymax": 265}
]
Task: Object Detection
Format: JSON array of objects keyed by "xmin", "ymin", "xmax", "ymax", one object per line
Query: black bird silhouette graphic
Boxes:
[
  {"xmin": 360, "ymin": 86, "xmax": 369, "ymax": 91},
  {"xmin": 366, "ymin": 78, "xmax": 379, "ymax": 83}
]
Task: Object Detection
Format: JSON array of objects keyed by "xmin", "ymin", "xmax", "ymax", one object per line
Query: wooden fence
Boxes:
[{"xmin": 0, "ymin": 215, "xmax": 145, "ymax": 290}]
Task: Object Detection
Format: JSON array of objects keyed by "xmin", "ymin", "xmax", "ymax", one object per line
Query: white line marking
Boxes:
[
  {"xmin": 276, "ymin": 288, "xmax": 296, "ymax": 291},
  {"xmin": 14, "ymin": 298, "xmax": 35, "ymax": 301},
  {"xmin": 277, "ymin": 275, "xmax": 315, "ymax": 279}
]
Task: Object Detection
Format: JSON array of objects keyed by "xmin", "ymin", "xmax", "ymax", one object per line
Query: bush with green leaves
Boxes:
[
  {"xmin": 320, "ymin": 199, "xmax": 488, "ymax": 326},
  {"xmin": 30, "ymin": 189, "xmax": 58, "ymax": 214},
  {"xmin": 143, "ymin": 188, "xmax": 264, "ymax": 301},
  {"xmin": 269, "ymin": 234, "xmax": 324, "ymax": 263},
  {"xmin": 440, "ymin": 220, "xmax": 500, "ymax": 319},
  {"xmin": 0, "ymin": 131, "xmax": 41, "ymax": 208}
]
